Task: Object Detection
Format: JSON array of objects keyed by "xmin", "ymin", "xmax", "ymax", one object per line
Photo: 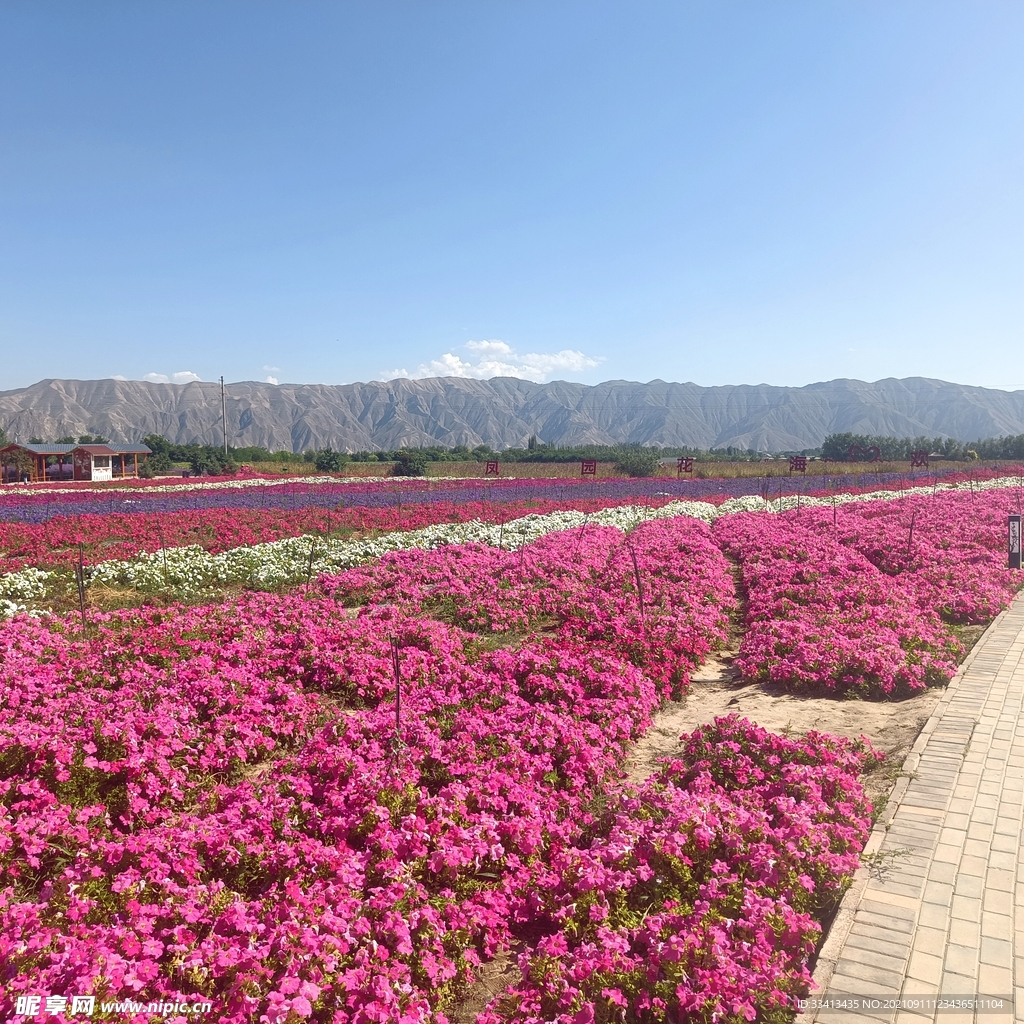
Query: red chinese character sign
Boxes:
[
  {"xmin": 580, "ymin": 460, "xmax": 597, "ymax": 477},
  {"xmin": 484, "ymin": 460, "xmax": 500, "ymax": 476},
  {"xmin": 789, "ymin": 456, "xmax": 807, "ymax": 474},
  {"xmin": 910, "ymin": 450, "xmax": 929, "ymax": 468},
  {"xmin": 847, "ymin": 445, "xmax": 880, "ymax": 463},
  {"xmin": 677, "ymin": 457, "xmax": 694, "ymax": 477}
]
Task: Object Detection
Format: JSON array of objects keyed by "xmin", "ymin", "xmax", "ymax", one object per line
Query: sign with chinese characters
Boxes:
[
  {"xmin": 848, "ymin": 444, "xmax": 881, "ymax": 463},
  {"xmin": 580, "ymin": 460, "xmax": 597, "ymax": 477},
  {"xmin": 789, "ymin": 456, "xmax": 807, "ymax": 473},
  {"xmin": 1010, "ymin": 515, "xmax": 1022, "ymax": 570},
  {"xmin": 677, "ymin": 457, "xmax": 694, "ymax": 476},
  {"xmin": 484, "ymin": 460, "xmax": 500, "ymax": 476},
  {"xmin": 910, "ymin": 450, "xmax": 929, "ymax": 468}
]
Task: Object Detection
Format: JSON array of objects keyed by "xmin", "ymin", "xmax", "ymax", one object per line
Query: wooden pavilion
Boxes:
[{"xmin": 0, "ymin": 442, "xmax": 151, "ymax": 483}]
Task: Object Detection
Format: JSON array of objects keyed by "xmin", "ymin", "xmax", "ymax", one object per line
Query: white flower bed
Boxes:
[
  {"xmin": 0, "ymin": 566, "xmax": 52, "ymax": 619},
  {"xmin": 0, "ymin": 475, "xmax": 1020, "ymax": 618}
]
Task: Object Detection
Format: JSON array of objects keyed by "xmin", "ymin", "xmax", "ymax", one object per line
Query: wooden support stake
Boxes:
[
  {"xmin": 626, "ymin": 538, "xmax": 645, "ymax": 628},
  {"xmin": 306, "ymin": 538, "xmax": 317, "ymax": 585},
  {"xmin": 390, "ymin": 636, "xmax": 402, "ymax": 737},
  {"xmin": 76, "ymin": 542, "xmax": 88, "ymax": 633}
]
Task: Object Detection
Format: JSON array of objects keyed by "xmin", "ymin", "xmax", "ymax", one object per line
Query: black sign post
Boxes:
[{"xmin": 1010, "ymin": 515, "xmax": 1022, "ymax": 569}]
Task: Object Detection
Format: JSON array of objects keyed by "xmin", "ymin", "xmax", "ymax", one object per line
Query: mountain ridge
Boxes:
[{"xmin": 1, "ymin": 375, "xmax": 1023, "ymax": 453}]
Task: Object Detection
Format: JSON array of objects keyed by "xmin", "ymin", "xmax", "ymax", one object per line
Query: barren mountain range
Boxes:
[{"xmin": 2, "ymin": 376, "xmax": 1024, "ymax": 453}]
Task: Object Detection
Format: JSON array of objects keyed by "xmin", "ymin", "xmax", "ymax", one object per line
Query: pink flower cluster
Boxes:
[
  {"xmin": 324, "ymin": 517, "xmax": 735, "ymax": 693},
  {"xmin": 824, "ymin": 489, "xmax": 1019, "ymax": 624},
  {"xmin": 716, "ymin": 488, "xmax": 1023, "ymax": 696},
  {"xmin": 480, "ymin": 717, "xmax": 879, "ymax": 1024},
  {"xmin": 0, "ymin": 598, "xmax": 662, "ymax": 1022}
]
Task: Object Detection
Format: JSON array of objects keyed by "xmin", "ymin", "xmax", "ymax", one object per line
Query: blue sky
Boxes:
[{"xmin": 1, "ymin": 2, "xmax": 1022, "ymax": 391}]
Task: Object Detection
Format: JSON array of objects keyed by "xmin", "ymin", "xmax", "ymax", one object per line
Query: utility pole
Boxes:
[{"xmin": 220, "ymin": 376, "xmax": 228, "ymax": 457}]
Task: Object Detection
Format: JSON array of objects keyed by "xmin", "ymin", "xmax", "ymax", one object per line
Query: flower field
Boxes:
[
  {"xmin": 1, "ymin": 472, "xmax": 1022, "ymax": 1021},
  {"xmin": 717, "ymin": 488, "xmax": 1020, "ymax": 696}
]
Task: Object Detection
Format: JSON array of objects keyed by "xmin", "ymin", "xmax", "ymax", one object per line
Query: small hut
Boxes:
[{"xmin": 0, "ymin": 442, "xmax": 151, "ymax": 483}]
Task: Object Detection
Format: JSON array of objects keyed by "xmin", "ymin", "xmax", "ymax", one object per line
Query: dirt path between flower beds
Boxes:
[{"xmin": 627, "ymin": 650, "xmax": 946, "ymax": 809}]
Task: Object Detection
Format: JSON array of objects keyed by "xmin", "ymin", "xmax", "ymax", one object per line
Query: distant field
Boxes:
[{"xmin": 243, "ymin": 457, "xmax": 994, "ymax": 481}]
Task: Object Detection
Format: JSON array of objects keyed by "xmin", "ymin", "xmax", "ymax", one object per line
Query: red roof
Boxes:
[{"xmin": 74, "ymin": 445, "xmax": 118, "ymax": 456}]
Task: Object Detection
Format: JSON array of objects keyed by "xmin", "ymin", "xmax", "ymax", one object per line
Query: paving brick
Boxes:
[
  {"xmin": 924, "ymin": 881, "xmax": 955, "ymax": 906},
  {"xmin": 946, "ymin": 918, "xmax": 981, "ymax": 950},
  {"xmin": 927, "ymin": 861, "xmax": 957, "ymax": 885},
  {"xmin": 977, "ymin": 962, "xmax": 1013, "ymax": 995},
  {"xmin": 816, "ymin": 1012, "xmax": 889, "ymax": 1024},
  {"xmin": 844, "ymin": 943, "xmax": 910, "ymax": 973},
  {"xmin": 961, "ymin": 855, "xmax": 991, "ymax": 877},
  {"xmin": 909, "ymin": 926, "xmax": 948, "ymax": 958},
  {"xmin": 954, "ymin": 874, "xmax": 986, "ymax": 899},
  {"xmin": 893, "ymin": 1012, "xmax": 932, "ymax": 1024},
  {"xmin": 981, "ymin": 912, "xmax": 1013, "ymax": 940},
  {"xmin": 989, "ymin": 869, "xmax": 1017, "ymax": 893},
  {"xmin": 951, "ymin": 895, "xmax": 983, "ymax": 922},
  {"xmin": 968, "ymin": 822, "xmax": 996, "ymax": 842},
  {"xmin": 860, "ymin": 898, "xmax": 918, "ymax": 922},
  {"xmin": 995, "ymin": 831, "xmax": 1019, "ymax": 856},
  {"xmin": 829, "ymin": 969, "xmax": 902, "ymax": 997},
  {"xmin": 834, "ymin": 957, "xmax": 906, "ymax": 988},
  {"xmin": 846, "ymin": 928, "xmax": 913, "ymax": 960},
  {"xmin": 944, "ymin": 945, "xmax": 980, "ymax": 978},
  {"xmin": 990, "ymin": 850, "xmax": 1017, "ymax": 871},
  {"xmin": 965, "ymin": 838, "xmax": 994, "ymax": 858},
  {"xmin": 857, "ymin": 909, "xmax": 918, "ymax": 935},
  {"xmin": 918, "ymin": 901, "xmax": 951, "ymax": 929},
  {"xmin": 981, "ymin": 936, "xmax": 1014, "ymax": 968},
  {"xmin": 938, "ymin": 827, "xmax": 969, "ymax": 847},
  {"xmin": 906, "ymin": 950, "xmax": 943, "ymax": 985},
  {"xmin": 815, "ymin": 600, "xmax": 1024, "ymax": 1017},
  {"xmin": 985, "ymin": 888, "xmax": 1014, "ymax": 914}
]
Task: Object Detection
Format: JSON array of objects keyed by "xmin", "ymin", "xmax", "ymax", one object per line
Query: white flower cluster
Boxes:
[
  {"xmin": 1, "ymin": 474, "xmax": 1022, "ymax": 618},
  {"xmin": 0, "ymin": 566, "xmax": 51, "ymax": 619}
]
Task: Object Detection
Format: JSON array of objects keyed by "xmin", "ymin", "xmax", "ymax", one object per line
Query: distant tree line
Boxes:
[
  {"xmin": 819, "ymin": 433, "xmax": 1024, "ymax": 462},
  {"xmin": 14, "ymin": 427, "xmax": 1024, "ymax": 480}
]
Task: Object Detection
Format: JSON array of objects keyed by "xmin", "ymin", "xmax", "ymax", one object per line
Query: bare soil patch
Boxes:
[{"xmin": 627, "ymin": 648, "xmax": 943, "ymax": 810}]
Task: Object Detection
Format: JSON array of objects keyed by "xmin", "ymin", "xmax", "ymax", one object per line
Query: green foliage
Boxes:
[
  {"xmin": 314, "ymin": 447, "xmax": 349, "ymax": 472},
  {"xmin": 392, "ymin": 449, "xmax": 428, "ymax": 476},
  {"xmin": 189, "ymin": 447, "xmax": 238, "ymax": 477},
  {"xmin": 821, "ymin": 433, "xmax": 1000, "ymax": 462},
  {"xmin": 613, "ymin": 447, "xmax": 661, "ymax": 477}
]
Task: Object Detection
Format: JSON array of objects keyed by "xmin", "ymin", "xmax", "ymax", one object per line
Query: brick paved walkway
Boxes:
[{"xmin": 805, "ymin": 596, "xmax": 1024, "ymax": 1024}]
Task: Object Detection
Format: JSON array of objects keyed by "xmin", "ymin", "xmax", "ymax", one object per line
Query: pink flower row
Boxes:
[
  {"xmin": 324, "ymin": 517, "xmax": 735, "ymax": 694},
  {"xmin": 715, "ymin": 488, "xmax": 1021, "ymax": 696}
]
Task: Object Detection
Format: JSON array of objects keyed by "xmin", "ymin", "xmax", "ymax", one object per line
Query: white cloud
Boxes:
[
  {"xmin": 264, "ymin": 376, "xmax": 280, "ymax": 385},
  {"xmin": 384, "ymin": 340, "xmax": 601, "ymax": 384},
  {"xmin": 143, "ymin": 371, "xmax": 202, "ymax": 384}
]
